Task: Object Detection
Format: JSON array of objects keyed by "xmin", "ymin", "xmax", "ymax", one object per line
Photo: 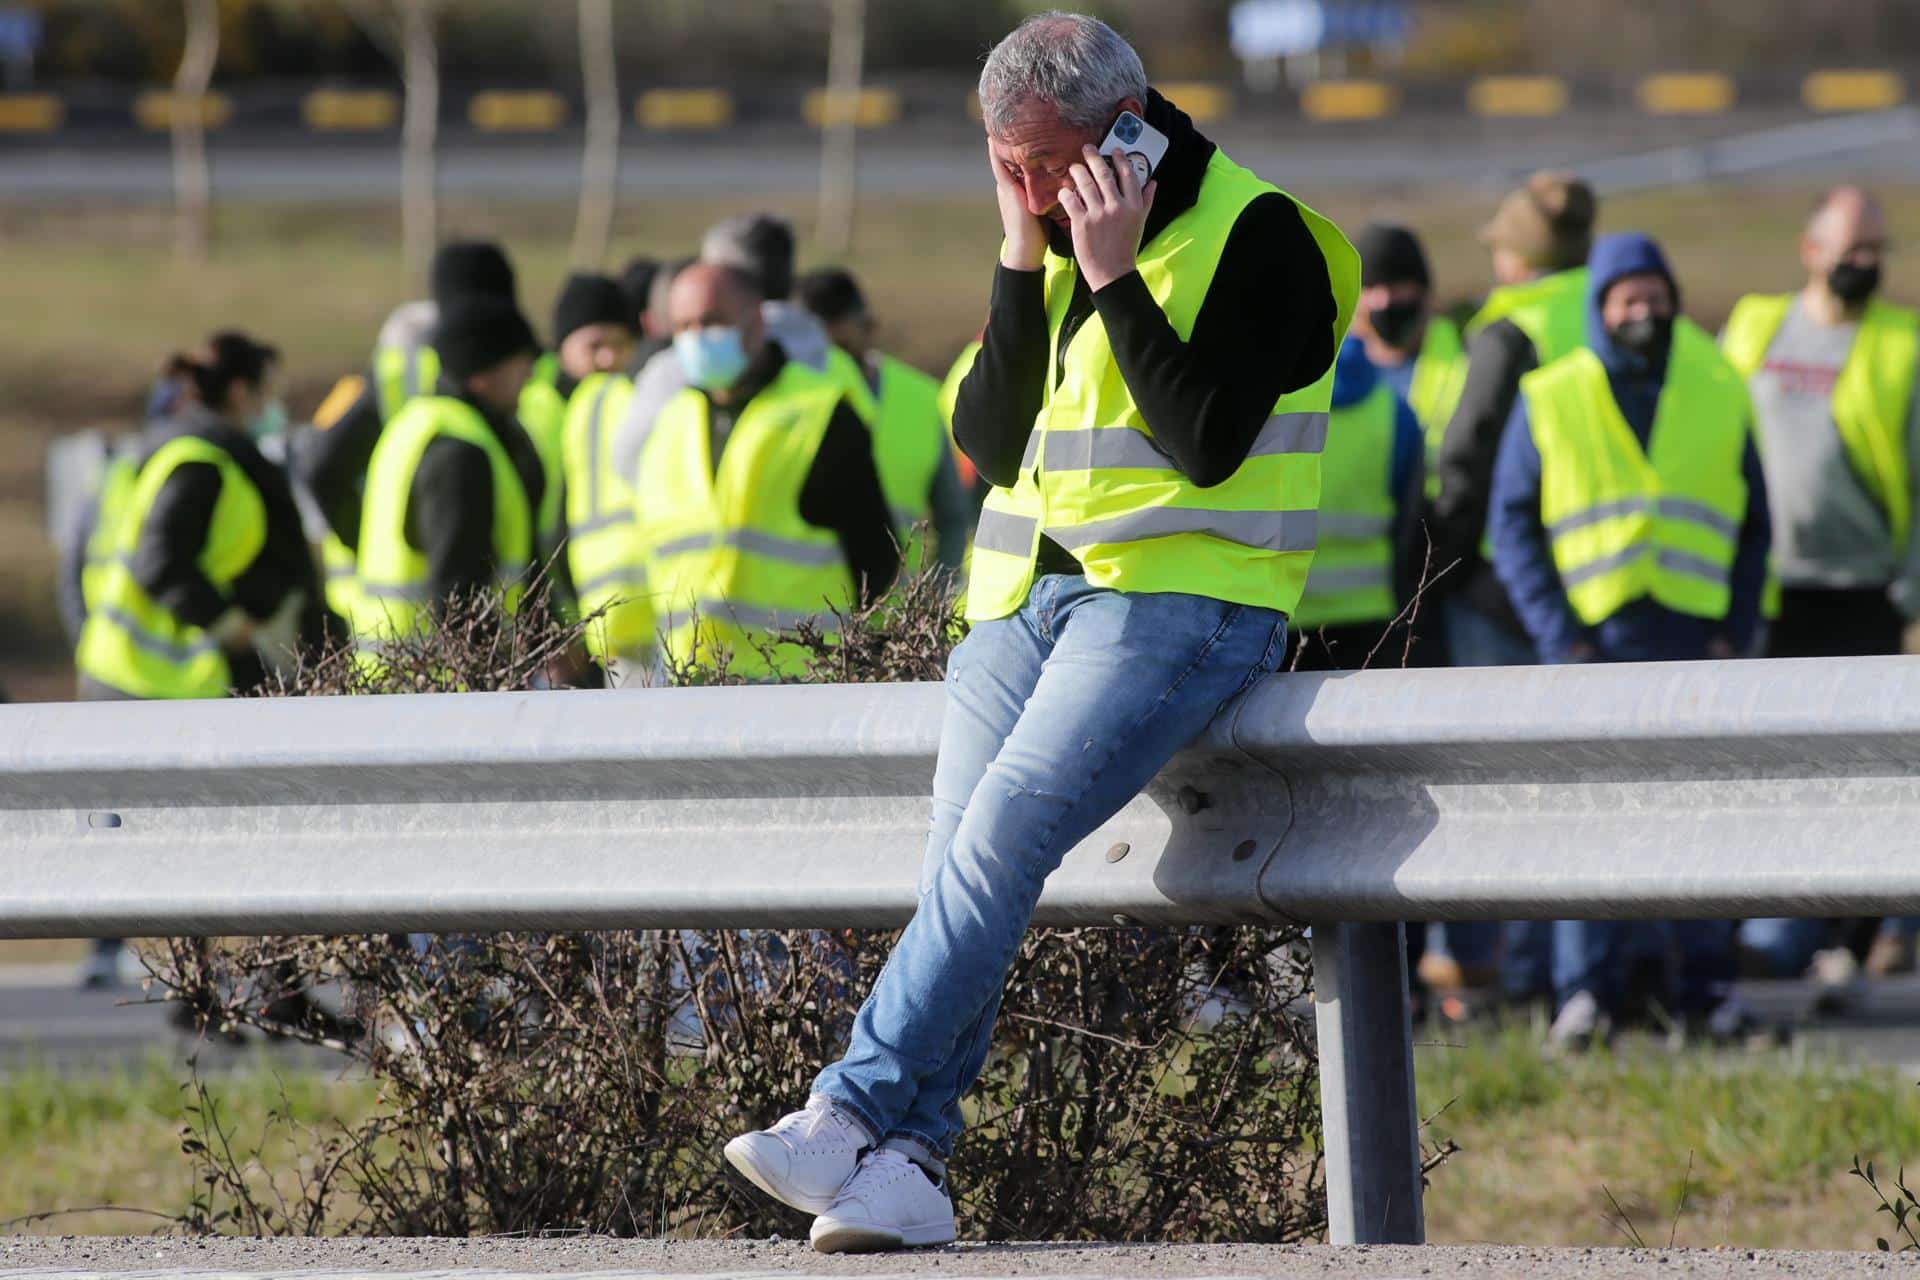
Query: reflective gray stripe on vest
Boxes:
[
  {"xmin": 890, "ymin": 505, "xmax": 926, "ymax": 531},
  {"xmin": 1318, "ymin": 512, "xmax": 1393, "ymax": 541},
  {"xmin": 359, "ymin": 582, "xmax": 433, "ymax": 603},
  {"xmin": 1658, "ymin": 547, "xmax": 1731, "ymax": 586},
  {"xmin": 569, "ymin": 508, "xmax": 633, "ymax": 539},
  {"xmin": 651, "ymin": 530, "xmax": 843, "ymax": 567},
  {"xmin": 582, "ymin": 377, "xmax": 618, "ymax": 525},
  {"xmin": 1558, "ymin": 544, "xmax": 1648, "ymax": 589},
  {"xmin": 1046, "ymin": 507, "xmax": 1318, "ymax": 554},
  {"xmin": 1549, "ymin": 496, "xmax": 1739, "ymax": 542},
  {"xmin": 974, "ymin": 509, "xmax": 1038, "ymax": 557},
  {"xmin": 1548, "ymin": 497, "xmax": 1650, "ymax": 539},
  {"xmin": 95, "ymin": 606, "xmax": 218, "ymax": 665},
  {"xmin": 1247, "ymin": 411, "xmax": 1329, "ymax": 457},
  {"xmin": 1305, "ymin": 564, "xmax": 1392, "ymax": 593},
  {"xmin": 325, "ymin": 563, "xmax": 357, "ymax": 582},
  {"xmin": 1021, "ymin": 412, "xmax": 1326, "ymax": 477},
  {"xmin": 574, "ymin": 565, "xmax": 649, "ymax": 596},
  {"xmin": 660, "ymin": 603, "xmax": 837, "ymax": 634},
  {"xmin": 1658, "ymin": 497, "xmax": 1740, "ymax": 541}
]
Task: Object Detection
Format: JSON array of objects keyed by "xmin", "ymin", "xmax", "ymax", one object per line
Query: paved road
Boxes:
[
  {"xmin": 0, "ymin": 1238, "xmax": 1907, "ymax": 1279},
  {"xmin": 2, "ymin": 112, "xmax": 1916, "ymax": 201}
]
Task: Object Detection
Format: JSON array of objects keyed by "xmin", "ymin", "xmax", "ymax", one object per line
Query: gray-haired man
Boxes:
[{"xmin": 725, "ymin": 10, "xmax": 1356, "ymax": 1252}]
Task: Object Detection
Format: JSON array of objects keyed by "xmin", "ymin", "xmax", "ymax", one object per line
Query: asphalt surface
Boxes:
[
  {"xmin": 0, "ymin": 1239, "xmax": 1912, "ymax": 1279},
  {"xmin": 7, "ymin": 963, "xmax": 1920, "ymax": 1073},
  {"xmin": 2, "ymin": 112, "xmax": 1916, "ymax": 201}
]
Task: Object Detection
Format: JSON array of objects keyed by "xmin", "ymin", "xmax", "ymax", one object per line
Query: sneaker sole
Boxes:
[
  {"xmin": 722, "ymin": 1136, "xmax": 839, "ymax": 1216},
  {"xmin": 810, "ymin": 1218, "xmax": 956, "ymax": 1254}
]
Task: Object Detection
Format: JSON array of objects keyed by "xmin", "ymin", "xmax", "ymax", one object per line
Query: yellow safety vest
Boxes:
[
  {"xmin": 1468, "ymin": 268, "xmax": 1589, "ymax": 366},
  {"xmin": 1408, "ymin": 315, "xmax": 1469, "ymax": 451},
  {"xmin": 516, "ymin": 373, "xmax": 570, "ymax": 565},
  {"xmin": 1293, "ymin": 382, "xmax": 1399, "ymax": 628},
  {"xmin": 75, "ymin": 435, "xmax": 266, "ymax": 699},
  {"xmin": 867, "ymin": 352, "xmax": 946, "ymax": 573},
  {"xmin": 348, "ymin": 395, "xmax": 533, "ymax": 657},
  {"xmin": 1522, "ymin": 321, "xmax": 1751, "ymax": 626},
  {"xmin": 964, "ymin": 149, "xmax": 1359, "ymax": 622},
  {"xmin": 80, "ymin": 449, "xmax": 140, "ymax": 617},
  {"xmin": 635, "ymin": 362, "xmax": 854, "ymax": 678},
  {"xmin": 937, "ymin": 340, "xmax": 982, "ymax": 492},
  {"xmin": 563, "ymin": 372, "xmax": 650, "ymax": 659},
  {"xmin": 1721, "ymin": 293, "xmax": 1918, "ymax": 551}
]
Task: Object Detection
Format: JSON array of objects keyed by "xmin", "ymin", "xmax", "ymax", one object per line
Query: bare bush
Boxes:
[{"xmin": 155, "ymin": 554, "xmax": 1327, "ymax": 1242}]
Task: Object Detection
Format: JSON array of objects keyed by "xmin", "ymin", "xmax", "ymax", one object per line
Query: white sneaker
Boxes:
[
  {"xmin": 724, "ymin": 1095, "xmax": 872, "ymax": 1215},
  {"xmin": 1545, "ymin": 988, "xmax": 1606, "ymax": 1053},
  {"xmin": 810, "ymin": 1149, "xmax": 957, "ymax": 1254}
]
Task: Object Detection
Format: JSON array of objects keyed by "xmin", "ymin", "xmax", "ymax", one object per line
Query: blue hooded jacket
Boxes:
[{"xmin": 1485, "ymin": 233, "xmax": 1771, "ymax": 662}]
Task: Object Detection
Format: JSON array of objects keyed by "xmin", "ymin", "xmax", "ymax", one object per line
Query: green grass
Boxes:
[
  {"xmin": 1416, "ymin": 1028, "xmax": 1920, "ymax": 1249},
  {"xmin": 0, "ymin": 1053, "xmax": 379, "ymax": 1236}
]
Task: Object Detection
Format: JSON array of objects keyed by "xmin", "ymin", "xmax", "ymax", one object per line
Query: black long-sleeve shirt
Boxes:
[
  {"xmin": 294, "ymin": 380, "xmax": 385, "ymax": 552},
  {"xmin": 952, "ymin": 90, "xmax": 1337, "ymax": 576},
  {"xmin": 1428, "ymin": 317, "xmax": 1537, "ymax": 630},
  {"xmin": 127, "ymin": 409, "xmax": 324, "ymax": 642},
  {"xmin": 696, "ymin": 345, "xmax": 900, "ymax": 605}
]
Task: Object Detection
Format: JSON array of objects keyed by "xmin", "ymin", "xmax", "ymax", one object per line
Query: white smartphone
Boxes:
[{"xmin": 1098, "ymin": 109, "xmax": 1169, "ymax": 187}]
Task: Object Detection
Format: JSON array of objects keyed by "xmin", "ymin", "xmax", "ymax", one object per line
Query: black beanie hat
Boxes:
[
  {"xmin": 434, "ymin": 295, "xmax": 538, "ymax": 381},
  {"xmin": 430, "ymin": 241, "xmax": 518, "ymax": 308},
  {"xmin": 797, "ymin": 266, "xmax": 868, "ymax": 325},
  {"xmin": 619, "ymin": 257, "xmax": 659, "ymax": 321},
  {"xmin": 1354, "ymin": 223, "xmax": 1432, "ymax": 290},
  {"xmin": 552, "ymin": 273, "xmax": 636, "ymax": 347}
]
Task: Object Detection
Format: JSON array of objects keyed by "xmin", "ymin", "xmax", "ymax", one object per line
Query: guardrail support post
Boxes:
[{"xmin": 1312, "ymin": 920, "xmax": 1423, "ymax": 1245}]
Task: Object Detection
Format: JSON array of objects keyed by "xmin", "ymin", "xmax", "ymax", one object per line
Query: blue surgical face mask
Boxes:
[
  {"xmin": 250, "ymin": 398, "xmax": 289, "ymax": 441},
  {"xmin": 675, "ymin": 326, "xmax": 750, "ymax": 391}
]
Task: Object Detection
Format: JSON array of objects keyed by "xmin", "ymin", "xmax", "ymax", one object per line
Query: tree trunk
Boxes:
[
  {"xmin": 171, "ymin": 0, "xmax": 219, "ymax": 267},
  {"xmin": 815, "ymin": 0, "xmax": 865, "ymax": 258},
  {"xmin": 399, "ymin": 0, "xmax": 440, "ymax": 293},
  {"xmin": 570, "ymin": 0, "xmax": 620, "ymax": 269}
]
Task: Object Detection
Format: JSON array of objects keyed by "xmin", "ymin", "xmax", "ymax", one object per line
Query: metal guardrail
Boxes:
[{"xmin": 5, "ymin": 655, "xmax": 1920, "ymax": 1246}]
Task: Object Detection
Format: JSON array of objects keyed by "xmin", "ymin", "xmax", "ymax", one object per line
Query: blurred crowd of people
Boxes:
[{"xmin": 50, "ymin": 168, "xmax": 1920, "ymax": 1047}]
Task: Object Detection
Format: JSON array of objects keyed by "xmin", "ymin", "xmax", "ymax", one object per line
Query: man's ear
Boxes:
[{"xmin": 1116, "ymin": 96, "xmax": 1146, "ymax": 123}]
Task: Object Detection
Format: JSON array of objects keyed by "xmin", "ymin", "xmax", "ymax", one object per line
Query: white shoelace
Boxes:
[
  {"xmin": 773, "ymin": 1097, "xmax": 851, "ymax": 1144},
  {"xmin": 838, "ymin": 1148, "xmax": 917, "ymax": 1205}
]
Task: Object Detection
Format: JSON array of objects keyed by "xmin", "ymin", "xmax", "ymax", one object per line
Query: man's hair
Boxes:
[
  {"xmin": 978, "ymin": 11, "xmax": 1147, "ymax": 136},
  {"xmin": 702, "ymin": 213, "xmax": 797, "ymax": 302},
  {"xmin": 797, "ymin": 266, "xmax": 867, "ymax": 326}
]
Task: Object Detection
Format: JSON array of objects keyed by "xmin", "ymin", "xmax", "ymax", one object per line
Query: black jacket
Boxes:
[
  {"xmin": 952, "ymin": 88, "xmax": 1337, "ymax": 577},
  {"xmin": 692, "ymin": 344, "xmax": 900, "ymax": 606},
  {"xmin": 1427, "ymin": 317, "xmax": 1536, "ymax": 632},
  {"xmin": 293, "ymin": 377, "xmax": 385, "ymax": 552},
  {"xmin": 124, "ymin": 407, "xmax": 326, "ymax": 678},
  {"xmin": 404, "ymin": 386, "xmax": 552, "ymax": 606}
]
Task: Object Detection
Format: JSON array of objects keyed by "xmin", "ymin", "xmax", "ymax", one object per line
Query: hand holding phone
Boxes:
[
  {"xmin": 1060, "ymin": 114, "xmax": 1162, "ymax": 292},
  {"xmin": 1098, "ymin": 110, "xmax": 1169, "ymax": 186}
]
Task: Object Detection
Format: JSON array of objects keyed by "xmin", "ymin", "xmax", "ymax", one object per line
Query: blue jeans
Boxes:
[
  {"xmin": 812, "ymin": 575, "xmax": 1290, "ymax": 1161},
  {"xmin": 1552, "ymin": 919, "xmax": 1736, "ymax": 1017},
  {"xmin": 1740, "ymin": 917, "xmax": 1831, "ymax": 977},
  {"xmin": 1440, "ymin": 596, "xmax": 1542, "ymax": 991}
]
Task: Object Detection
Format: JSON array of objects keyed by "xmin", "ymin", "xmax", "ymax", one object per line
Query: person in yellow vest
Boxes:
[
  {"xmin": 293, "ymin": 242, "xmax": 523, "ymax": 624},
  {"xmin": 1722, "ymin": 186, "xmax": 1920, "ymax": 978},
  {"xmin": 797, "ymin": 266, "xmax": 975, "ymax": 575},
  {"xmin": 936, "ymin": 333, "xmax": 984, "ymax": 501},
  {"xmin": 347, "ymin": 296, "xmax": 547, "ymax": 658},
  {"xmin": 1429, "ymin": 172, "xmax": 1598, "ymax": 673},
  {"xmin": 1289, "ymin": 336, "xmax": 1424, "ymax": 670},
  {"xmin": 722, "ymin": 15, "xmax": 1355, "ymax": 1252},
  {"xmin": 549, "ymin": 273, "xmax": 652, "ymax": 681},
  {"xmin": 1348, "ymin": 223, "xmax": 1467, "ymax": 458},
  {"xmin": 1488, "ymin": 233, "xmax": 1770, "ymax": 1050},
  {"xmin": 634, "ymin": 262, "xmax": 900, "ymax": 679},
  {"xmin": 73, "ymin": 332, "xmax": 325, "ymax": 988}
]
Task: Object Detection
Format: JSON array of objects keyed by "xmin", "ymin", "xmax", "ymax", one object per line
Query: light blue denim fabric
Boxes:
[
  {"xmin": 812, "ymin": 574, "xmax": 1290, "ymax": 1159},
  {"xmin": 1740, "ymin": 917, "xmax": 1831, "ymax": 978}
]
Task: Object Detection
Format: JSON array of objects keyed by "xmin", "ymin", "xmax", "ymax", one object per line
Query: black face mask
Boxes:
[
  {"xmin": 1608, "ymin": 315, "xmax": 1673, "ymax": 362},
  {"xmin": 1369, "ymin": 301, "xmax": 1423, "ymax": 348},
  {"xmin": 1829, "ymin": 261, "xmax": 1882, "ymax": 306}
]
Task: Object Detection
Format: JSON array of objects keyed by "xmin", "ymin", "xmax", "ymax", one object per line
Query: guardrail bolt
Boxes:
[
  {"xmin": 1105, "ymin": 841, "xmax": 1131, "ymax": 863},
  {"xmin": 1177, "ymin": 785, "xmax": 1210, "ymax": 814},
  {"xmin": 1232, "ymin": 839, "xmax": 1258, "ymax": 862},
  {"xmin": 87, "ymin": 812, "xmax": 123, "ymax": 830}
]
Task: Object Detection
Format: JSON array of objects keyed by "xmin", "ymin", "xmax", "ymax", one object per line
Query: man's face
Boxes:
[
  {"xmin": 468, "ymin": 350, "xmax": 535, "ymax": 416},
  {"xmin": 988, "ymin": 98, "xmax": 1131, "ymax": 227},
  {"xmin": 1353, "ymin": 281, "xmax": 1429, "ymax": 350},
  {"xmin": 825, "ymin": 311, "xmax": 874, "ymax": 363},
  {"xmin": 1600, "ymin": 273, "xmax": 1675, "ymax": 329},
  {"xmin": 558, "ymin": 322, "xmax": 636, "ymax": 380},
  {"xmin": 1802, "ymin": 192, "xmax": 1888, "ymax": 281}
]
